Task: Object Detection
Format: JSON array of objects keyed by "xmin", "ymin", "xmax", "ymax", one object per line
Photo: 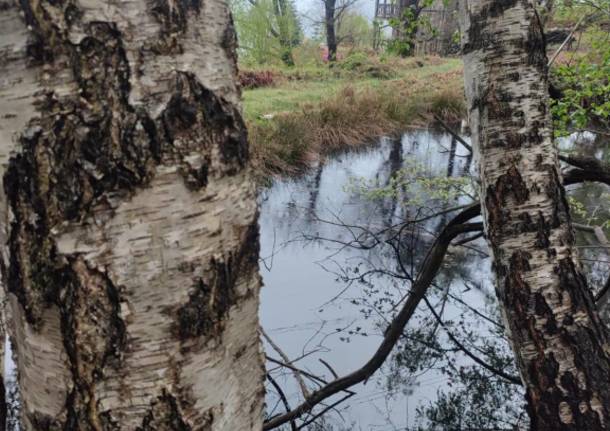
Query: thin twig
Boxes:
[
  {"xmin": 432, "ymin": 114, "xmax": 473, "ymax": 153},
  {"xmin": 548, "ymin": 13, "xmax": 589, "ymax": 67},
  {"xmin": 423, "ymin": 297, "xmax": 522, "ymax": 385},
  {"xmin": 296, "ymin": 393, "xmax": 355, "ymax": 430},
  {"xmin": 266, "ymin": 374, "xmax": 298, "ymax": 431},
  {"xmin": 319, "ymin": 358, "xmax": 340, "ymax": 379},
  {"xmin": 262, "ymin": 327, "xmax": 310, "ymax": 398}
]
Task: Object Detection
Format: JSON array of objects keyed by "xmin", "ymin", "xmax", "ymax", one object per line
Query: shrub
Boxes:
[
  {"xmin": 337, "ymin": 52, "xmax": 396, "ymax": 79},
  {"xmin": 238, "ymin": 70, "xmax": 279, "ymax": 89}
]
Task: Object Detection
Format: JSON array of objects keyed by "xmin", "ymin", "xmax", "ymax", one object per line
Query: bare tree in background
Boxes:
[
  {"xmin": 321, "ymin": 0, "xmax": 359, "ymax": 61},
  {"xmin": 0, "ymin": 0, "xmax": 264, "ymax": 428}
]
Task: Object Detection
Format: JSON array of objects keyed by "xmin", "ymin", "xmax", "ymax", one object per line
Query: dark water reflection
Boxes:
[{"xmin": 259, "ymin": 130, "xmax": 495, "ymax": 429}]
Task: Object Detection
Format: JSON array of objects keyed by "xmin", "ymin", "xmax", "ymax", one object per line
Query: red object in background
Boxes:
[{"xmin": 320, "ymin": 45, "xmax": 342, "ymax": 62}]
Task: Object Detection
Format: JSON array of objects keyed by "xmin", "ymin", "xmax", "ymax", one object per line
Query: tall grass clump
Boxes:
[{"xmin": 249, "ymin": 68, "xmax": 465, "ymax": 179}]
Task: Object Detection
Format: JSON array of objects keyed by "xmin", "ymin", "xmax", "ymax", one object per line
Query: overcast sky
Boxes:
[{"xmin": 294, "ymin": 0, "xmax": 376, "ymax": 35}]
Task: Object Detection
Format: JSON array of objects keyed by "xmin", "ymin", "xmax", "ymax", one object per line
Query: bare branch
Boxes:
[
  {"xmin": 267, "ymin": 356, "xmax": 333, "ymax": 388},
  {"xmin": 266, "ymin": 374, "xmax": 298, "ymax": 431},
  {"xmin": 296, "ymin": 393, "xmax": 354, "ymax": 430},
  {"xmin": 263, "ymin": 205, "xmax": 482, "ymax": 430},
  {"xmin": 423, "ymin": 296, "xmax": 522, "ymax": 385},
  {"xmin": 548, "ymin": 13, "xmax": 591, "ymax": 67},
  {"xmin": 319, "ymin": 358, "xmax": 340, "ymax": 379},
  {"xmin": 432, "ymin": 115, "xmax": 472, "ymax": 153},
  {"xmin": 263, "ymin": 328, "xmax": 311, "ymax": 398},
  {"xmin": 561, "ymin": 154, "xmax": 610, "ymax": 186}
]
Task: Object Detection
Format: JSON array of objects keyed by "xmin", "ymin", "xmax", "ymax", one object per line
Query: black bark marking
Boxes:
[
  {"xmin": 8, "ymin": 2, "xmax": 250, "ymax": 427},
  {"xmin": 148, "ymin": 0, "xmax": 202, "ymax": 54},
  {"xmin": 175, "ymin": 221, "xmax": 259, "ymax": 342},
  {"xmin": 7, "ymin": 16, "xmax": 249, "ymax": 323},
  {"xmin": 461, "ymin": 0, "xmax": 520, "ymax": 54},
  {"xmin": 485, "ymin": 165, "xmax": 530, "ymax": 240},
  {"xmin": 534, "ymin": 212, "xmax": 553, "ymax": 253},
  {"xmin": 504, "ymin": 250, "xmax": 531, "ymax": 308},
  {"xmin": 486, "ymin": 88, "xmax": 513, "ymax": 121},
  {"xmin": 523, "ymin": 8, "xmax": 548, "ymax": 72},
  {"xmin": 150, "ymin": 0, "xmax": 201, "ymax": 31},
  {"xmin": 222, "ymin": 12, "xmax": 240, "ymax": 77},
  {"xmin": 29, "ymin": 257, "xmax": 127, "ymax": 430},
  {"xmin": 137, "ymin": 391, "xmax": 202, "ymax": 431}
]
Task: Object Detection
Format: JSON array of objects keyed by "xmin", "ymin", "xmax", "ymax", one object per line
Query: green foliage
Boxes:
[
  {"xmin": 568, "ymin": 191, "xmax": 610, "ymax": 230},
  {"xmin": 231, "ymin": 0, "xmax": 302, "ymax": 65},
  {"xmin": 347, "ymin": 160, "xmax": 473, "ymax": 207},
  {"xmin": 552, "ymin": 0, "xmax": 610, "ymax": 26},
  {"xmin": 551, "ymin": 29, "xmax": 610, "ymax": 136},
  {"xmin": 550, "ymin": 0, "xmax": 610, "ymax": 135},
  {"xmin": 386, "ymin": 0, "xmax": 437, "ymax": 57},
  {"xmin": 336, "ymin": 12, "xmax": 373, "ymax": 47},
  {"xmin": 337, "ymin": 52, "xmax": 369, "ymax": 71},
  {"xmin": 292, "ymin": 39, "xmax": 326, "ymax": 67},
  {"xmin": 336, "ymin": 52, "xmax": 396, "ymax": 79}
]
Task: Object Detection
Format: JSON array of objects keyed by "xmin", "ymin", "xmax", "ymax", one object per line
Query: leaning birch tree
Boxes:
[
  {"xmin": 461, "ymin": 0, "xmax": 610, "ymax": 429},
  {"xmin": 0, "ymin": 0, "xmax": 264, "ymax": 428}
]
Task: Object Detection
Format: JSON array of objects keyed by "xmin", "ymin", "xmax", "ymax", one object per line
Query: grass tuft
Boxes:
[{"xmin": 245, "ymin": 58, "xmax": 466, "ymax": 179}]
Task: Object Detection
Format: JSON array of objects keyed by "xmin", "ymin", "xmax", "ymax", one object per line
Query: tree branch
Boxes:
[
  {"xmin": 263, "ymin": 206, "xmax": 482, "ymax": 430},
  {"xmin": 548, "ymin": 13, "xmax": 590, "ymax": 67},
  {"xmin": 266, "ymin": 374, "xmax": 298, "ymax": 431},
  {"xmin": 561, "ymin": 154, "xmax": 610, "ymax": 186},
  {"xmin": 432, "ymin": 115, "xmax": 473, "ymax": 153},
  {"xmin": 422, "ymin": 296, "xmax": 522, "ymax": 385},
  {"xmin": 262, "ymin": 327, "xmax": 310, "ymax": 398}
]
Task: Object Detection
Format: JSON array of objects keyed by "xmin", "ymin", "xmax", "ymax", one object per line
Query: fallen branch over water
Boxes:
[{"xmin": 263, "ymin": 204, "xmax": 482, "ymax": 430}]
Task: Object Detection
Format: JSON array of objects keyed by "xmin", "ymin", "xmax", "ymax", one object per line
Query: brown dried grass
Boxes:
[{"xmin": 249, "ymin": 69, "xmax": 465, "ymax": 179}]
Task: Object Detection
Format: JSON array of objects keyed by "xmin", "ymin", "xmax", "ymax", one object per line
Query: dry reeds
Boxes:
[{"xmin": 249, "ymin": 69, "xmax": 465, "ymax": 179}]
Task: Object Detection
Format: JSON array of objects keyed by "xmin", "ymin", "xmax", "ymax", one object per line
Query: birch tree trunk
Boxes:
[
  {"xmin": 461, "ymin": 1, "xmax": 610, "ymax": 429},
  {"xmin": 0, "ymin": 0, "xmax": 264, "ymax": 429}
]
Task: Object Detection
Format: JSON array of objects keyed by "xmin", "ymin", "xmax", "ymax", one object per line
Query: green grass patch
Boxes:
[{"xmin": 243, "ymin": 57, "xmax": 465, "ymax": 180}]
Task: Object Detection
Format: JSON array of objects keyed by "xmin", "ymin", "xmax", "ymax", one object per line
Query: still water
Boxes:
[{"xmin": 258, "ymin": 130, "xmax": 498, "ymax": 430}]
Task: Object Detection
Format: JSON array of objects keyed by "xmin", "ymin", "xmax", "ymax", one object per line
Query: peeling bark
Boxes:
[
  {"xmin": 462, "ymin": 0, "xmax": 610, "ymax": 431},
  {"xmin": 460, "ymin": 1, "xmax": 610, "ymax": 430},
  {"xmin": 0, "ymin": 0, "xmax": 264, "ymax": 429}
]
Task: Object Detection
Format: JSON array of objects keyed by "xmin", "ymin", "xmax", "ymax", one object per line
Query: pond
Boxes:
[{"xmin": 259, "ymin": 130, "xmax": 500, "ymax": 430}]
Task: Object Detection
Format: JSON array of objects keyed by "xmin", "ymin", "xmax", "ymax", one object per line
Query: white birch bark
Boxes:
[
  {"xmin": 0, "ymin": 0, "xmax": 264, "ymax": 429},
  {"xmin": 460, "ymin": 1, "xmax": 610, "ymax": 429}
]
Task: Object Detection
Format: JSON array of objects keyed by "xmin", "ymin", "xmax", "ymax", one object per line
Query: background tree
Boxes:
[
  {"xmin": 336, "ymin": 12, "xmax": 374, "ymax": 48},
  {"xmin": 0, "ymin": 0, "xmax": 264, "ymax": 428},
  {"xmin": 387, "ymin": 0, "xmax": 436, "ymax": 57},
  {"xmin": 321, "ymin": 0, "xmax": 360, "ymax": 62},
  {"xmin": 273, "ymin": 0, "xmax": 303, "ymax": 65},
  {"xmin": 232, "ymin": 0, "xmax": 302, "ymax": 65},
  {"xmin": 460, "ymin": 0, "xmax": 610, "ymax": 428}
]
